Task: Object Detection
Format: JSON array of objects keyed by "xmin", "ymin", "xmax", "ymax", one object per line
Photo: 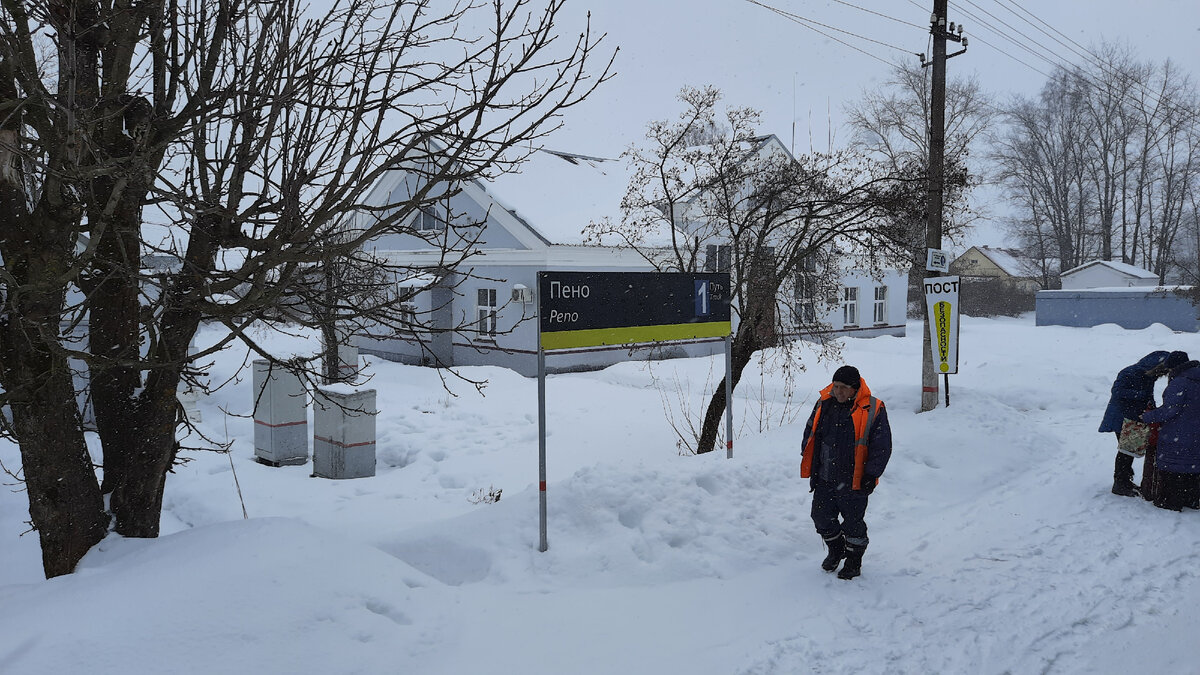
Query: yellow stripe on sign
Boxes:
[{"xmin": 541, "ymin": 321, "xmax": 732, "ymax": 351}]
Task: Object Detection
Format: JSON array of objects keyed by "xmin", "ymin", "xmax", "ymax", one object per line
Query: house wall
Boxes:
[
  {"xmin": 799, "ymin": 269, "xmax": 907, "ymax": 339},
  {"xmin": 1060, "ymin": 266, "xmax": 1158, "ymax": 290},
  {"xmin": 1035, "ymin": 288, "xmax": 1199, "ymax": 332},
  {"xmin": 950, "ymin": 249, "xmax": 1006, "ymax": 278},
  {"xmin": 950, "ymin": 248, "xmax": 1040, "ymax": 293},
  {"xmin": 363, "ymin": 181, "xmax": 530, "ymax": 253}
]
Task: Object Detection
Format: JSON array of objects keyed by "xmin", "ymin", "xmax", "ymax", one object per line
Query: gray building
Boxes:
[{"xmin": 1037, "ymin": 287, "xmax": 1199, "ymax": 332}]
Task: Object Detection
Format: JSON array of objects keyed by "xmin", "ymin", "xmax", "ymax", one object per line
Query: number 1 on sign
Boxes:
[{"xmin": 695, "ymin": 280, "xmax": 710, "ymax": 317}]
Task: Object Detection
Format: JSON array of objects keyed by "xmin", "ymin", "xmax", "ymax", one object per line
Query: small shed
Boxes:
[{"xmin": 1060, "ymin": 260, "xmax": 1158, "ymax": 290}]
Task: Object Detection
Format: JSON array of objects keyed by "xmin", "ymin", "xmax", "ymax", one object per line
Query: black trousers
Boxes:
[
  {"xmin": 1153, "ymin": 470, "xmax": 1200, "ymax": 511},
  {"xmin": 811, "ymin": 479, "xmax": 870, "ymax": 546}
]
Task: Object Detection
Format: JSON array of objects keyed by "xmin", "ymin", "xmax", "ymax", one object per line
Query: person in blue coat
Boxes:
[
  {"xmin": 1142, "ymin": 351, "xmax": 1199, "ymax": 511},
  {"xmin": 1099, "ymin": 351, "xmax": 1170, "ymax": 496}
]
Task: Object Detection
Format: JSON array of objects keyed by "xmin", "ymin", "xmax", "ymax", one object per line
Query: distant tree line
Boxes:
[{"xmin": 992, "ymin": 42, "xmax": 1200, "ymax": 285}]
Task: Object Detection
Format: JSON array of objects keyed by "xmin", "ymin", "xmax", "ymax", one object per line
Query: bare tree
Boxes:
[
  {"xmin": 997, "ymin": 45, "xmax": 1200, "ymax": 281},
  {"xmin": 586, "ymin": 87, "xmax": 912, "ymax": 454},
  {"xmin": 995, "ymin": 70, "xmax": 1099, "ymax": 273},
  {"xmin": 1176, "ymin": 183, "xmax": 1200, "ymax": 291},
  {"xmin": 1077, "ymin": 43, "xmax": 1141, "ymax": 262},
  {"xmin": 0, "ymin": 0, "xmax": 612, "ymax": 577},
  {"xmin": 844, "ymin": 62, "xmax": 994, "ymax": 310},
  {"xmin": 1135, "ymin": 62, "xmax": 1200, "ymax": 281}
]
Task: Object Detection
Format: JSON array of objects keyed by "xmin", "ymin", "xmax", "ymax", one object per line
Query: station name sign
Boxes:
[{"xmin": 537, "ymin": 271, "xmax": 732, "ymax": 351}]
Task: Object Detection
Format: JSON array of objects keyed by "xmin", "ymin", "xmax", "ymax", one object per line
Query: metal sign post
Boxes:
[
  {"xmin": 534, "ymin": 271, "xmax": 731, "ymax": 551},
  {"xmin": 537, "ymin": 337, "xmax": 548, "ymax": 553},
  {"xmin": 725, "ymin": 334, "xmax": 733, "ymax": 459}
]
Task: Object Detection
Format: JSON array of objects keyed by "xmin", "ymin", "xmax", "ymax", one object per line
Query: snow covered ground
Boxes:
[{"xmin": 1, "ymin": 314, "xmax": 1198, "ymax": 674}]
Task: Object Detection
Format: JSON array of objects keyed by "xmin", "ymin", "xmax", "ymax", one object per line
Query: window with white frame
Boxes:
[
  {"xmin": 873, "ymin": 285, "xmax": 888, "ymax": 325},
  {"xmin": 415, "ymin": 207, "xmax": 446, "ymax": 232},
  {"xmin": 476, "ymin": 288, "xmax": 498, "ymax": 337},
  {"xmin": 704, "ymin": 244, "xmax": 732, "ymax": 273},
  {"xmin": 841, "ymin": 287, "xmax": 859, "ymax": 326},
  {"xmin": 397, "ymin": 287, "xmax": 419, "ymax": 331},
  {"xmin": 794, "ymin": 272, "xmax": 816, "ymax": 327}
]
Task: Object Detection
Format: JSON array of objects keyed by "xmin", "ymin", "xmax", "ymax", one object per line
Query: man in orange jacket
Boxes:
[{"xmin": 800, "ymin": 365, "xmax": 892, "ymax": 580}]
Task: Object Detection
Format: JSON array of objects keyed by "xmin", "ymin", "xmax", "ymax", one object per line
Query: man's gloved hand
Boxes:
[{"xmin": 861, "ymin": 474, "xmax": 877, "ymax": 494}]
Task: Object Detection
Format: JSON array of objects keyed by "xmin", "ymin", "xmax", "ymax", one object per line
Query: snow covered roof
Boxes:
[
  {"xmin": 973, "ymin": 246, "xmax": 1036, "ymax": 278},
  {"xmin": 485, "ymin": 148, "xmax": 632, "ymax": 246},
  {"xmin": 1061, "ymin": 259, "xmax": 1158, "ymax": 279}
]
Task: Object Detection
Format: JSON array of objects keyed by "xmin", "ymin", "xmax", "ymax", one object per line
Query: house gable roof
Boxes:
[
  {"xmin": 966, "ymin": 245, "xmax": 1036, "ymax": 278},
  {"xmin": 364, "ymin": 135, "xmax": 796, "ymax": 257},
  {"xmin": 1060, "ymin": 259, "xmax": 1157, "ymax": 279}
]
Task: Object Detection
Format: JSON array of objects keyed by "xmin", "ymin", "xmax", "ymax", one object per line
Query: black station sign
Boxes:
[{"xmin": 537, "ymin": 271, "xmax": 732, "ymax": 351}]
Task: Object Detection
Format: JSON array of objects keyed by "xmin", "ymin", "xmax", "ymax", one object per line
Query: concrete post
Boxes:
[
  {"xmin": 337, "ymin": 340, "xmax": 359, "ymax": 380},
  {"xmin": 179, "ymin": 334, "xmax": 204, "ymax": 423},
  {"xmin": 312, "ymin": 386, "xmax": 376, "ymax": 479},
  {"xmin": 252, "ymin": 360, "xmax": 308, "ymax": 466},
  {"xmin": 178, "ymin": 383, "xmax": 202, "ymax": 423}
]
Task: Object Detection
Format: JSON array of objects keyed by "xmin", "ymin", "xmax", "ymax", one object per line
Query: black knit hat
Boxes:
[
  {"xmin": 832, "ymin": 365, "xmax": 861, "ymax": 389},
  {"xmin": 1166, "ymin": 350, "xmax": 1190, "ymax": 371}
]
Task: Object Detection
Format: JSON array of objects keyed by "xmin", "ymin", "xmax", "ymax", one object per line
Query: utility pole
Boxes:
[{"xmin": 920, "ymin": 0, "xmax": 966, "ymax": 412}]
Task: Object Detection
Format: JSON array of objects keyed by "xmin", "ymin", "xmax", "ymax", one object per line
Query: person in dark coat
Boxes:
[
  {"xmin": 1099, "ymin": 351, "xmax": 1170, "ymax": 496},
  {"xmin": 1142, "ymin": 351, "xmax": 1200, "ymax": 511},
  {"xmin": 800, "ymin": 365, "xmax": 892, "ymax": 580}
]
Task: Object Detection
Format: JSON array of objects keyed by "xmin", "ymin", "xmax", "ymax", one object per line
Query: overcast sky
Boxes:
[
  {"xmin": 555, "ymin": 0, "xmax": 1200, "ymax": 154},
  {"xmin": 536, "ymin": 1, "xmax": 1199, "ymax": 246}
]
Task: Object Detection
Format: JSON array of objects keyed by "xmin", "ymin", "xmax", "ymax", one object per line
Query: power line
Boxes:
[
  {"xmin": 943, "ymin": 0, "xmax": 1124, "ymax": 95},
  {"xmin": 952, "ymin": 1, "xmax": 1066, "ymax": 74},
  {"xmin": 988, "ymin": 0, "xmax": 1198, "ymax": 123},
  {"xmin": 953, "ymin": 0, "xmax": 1196, "ymax": 124},
  {"xmin": 958, "ymin": 0, "xmax": 1092, "ymax": 76},
  {"xmin": 827, "ymin": 0, "xmax": 926, "ymax": 30},
  {"xmin": 990, "ymin": 0, "xmax": 1099, "ymax": 66},
  {"xmin": 903, "ymin": 0, "xmax": 1050, "ymax": 81},
  {"xmin": 744, "ymin": 0, "xmax": 907, "ymax": 68}
]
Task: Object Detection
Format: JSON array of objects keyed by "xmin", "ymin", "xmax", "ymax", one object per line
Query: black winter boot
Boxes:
[
  {"xmin": 1112, "ymin": 481, "xmax": 1139, "ymax": 497},
  {"xmin": 820, "ymin": 534, "xmax": 845, "ymax": 572},
  {"xmin": 838, "ymin": 542, "xmax": 866, "ymax": 580},
  {"xmin": 1112, "ymin": 454, "xmax": 1139, "ymax": 497}
]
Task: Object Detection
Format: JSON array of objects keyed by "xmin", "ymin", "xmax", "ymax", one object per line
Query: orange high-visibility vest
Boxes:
[{"xmin": 800, "ymin": 380, "xmax": 883, "ymax": 490}]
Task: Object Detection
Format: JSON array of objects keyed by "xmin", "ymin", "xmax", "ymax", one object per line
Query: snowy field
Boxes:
[{"xmin": 1, "ymin": 314, "xmax": 1198, "ymax": 674}]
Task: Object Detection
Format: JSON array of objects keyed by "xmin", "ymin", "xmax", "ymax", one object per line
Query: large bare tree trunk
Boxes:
[
  {"xmin": 0, "ymin": 207, "xmax": 109, "ymax": 576},
  {"xmin": 103, "ymin": 218, "xmax": 216, "ymax": 536},
  {"xmin": 108, "ymin": 386, "xmax": 178, "ymax": 537},
  {"xmin": 87, "ymin": 225, "xmax": 144, "ymax": 496},
  {"xmin": 3, "ymin": 340, "xmax": 109, "ymax": 576},
  {"xmin": 2, "ymin": 0, "xmax": 613, "ymax": 567}
]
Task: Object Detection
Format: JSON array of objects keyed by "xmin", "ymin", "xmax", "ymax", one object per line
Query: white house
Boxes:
[
  {"xmin": 1059, "ymin": 260, "xmax": 1159, "ymax": 290},
  {"xmin": 354, "ymin": 139, "xmax": 907, "ymax": 376}
]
